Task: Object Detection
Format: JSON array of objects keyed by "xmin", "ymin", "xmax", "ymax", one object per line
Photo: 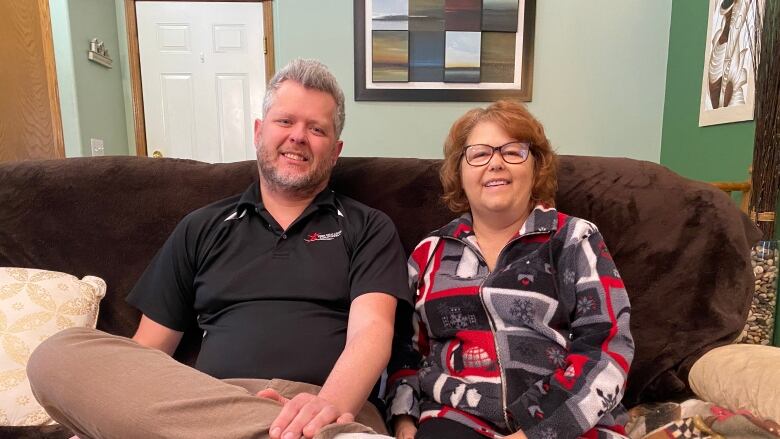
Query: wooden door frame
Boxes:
[
  {"xmin": 39, "ymin": 0, "xmax": 66, "ymax": 158},
  {"xmin": 124, "ymin": 0, "xmax": 276, "ymax": 157}
]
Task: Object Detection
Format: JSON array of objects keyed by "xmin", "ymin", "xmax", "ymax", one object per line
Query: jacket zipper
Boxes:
[
  {"xmin": 443, "ymin": 229, "xmax": 550, "ymax": 432},
  {"xmin": 477, "ymin": 275, "xmax": 512, "ymax": 431}
]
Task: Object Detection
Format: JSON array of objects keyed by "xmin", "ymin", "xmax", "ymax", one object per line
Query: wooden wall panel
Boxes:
[{"xmin": 0, "ymin": 0, "xmax": 64, "ymax": 162}]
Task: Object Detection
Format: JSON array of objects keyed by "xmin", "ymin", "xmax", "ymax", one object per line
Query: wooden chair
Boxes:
[{"xmin": 711, "ymin": 172, "xmax": 751, "ymax": 215}]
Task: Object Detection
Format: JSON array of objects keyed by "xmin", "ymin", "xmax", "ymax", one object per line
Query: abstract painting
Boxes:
[
  {"xmin": 372, "ymin": 0, "xmax": 408, "ymax": 30},
  {"xmin": 410, "ymin": 31, "xmax": 445, "ymax": 81},
  {"xmin": 444, "ymin": 0, "xmax": 481, "ymax": 31},
  {"xmin": 410, "ymin": 0, "xmax": 444, "ymax": 31},
  {"xmin": 355, "ymin": 0, "xmax": 536, "ymax": 101},
  {"xmin": 372, "ymin": 31, "xmax": 409, "ymax": 82},
  {"xmin": 481, "ymin": 32, "xmax": 515, "ymax": 83},
  {"xmin": 482, "ymin": 0, "xmax": 519, "ymax": 32},
  {"xmin": 445, "ymin": 31, "xmax": 481, "ymax": 82}
]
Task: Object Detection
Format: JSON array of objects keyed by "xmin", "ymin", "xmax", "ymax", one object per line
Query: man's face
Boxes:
[{"xmin": 254, "ymin": 80, "xmax": 343, "ymax": 196}]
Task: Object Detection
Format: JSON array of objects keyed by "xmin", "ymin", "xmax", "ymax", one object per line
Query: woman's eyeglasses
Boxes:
[{"xmin": 462, "ymin": 142, "xmax": 531, "ymax": 166}]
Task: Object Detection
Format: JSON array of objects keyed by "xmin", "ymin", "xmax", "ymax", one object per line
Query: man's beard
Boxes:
[{"xmin": 257, "ymin": 142, "xmax": 336, "ymax": 197}]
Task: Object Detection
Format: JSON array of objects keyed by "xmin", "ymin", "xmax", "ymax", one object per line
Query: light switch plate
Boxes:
[{"xmin": 90, "ymin": 138, "xmax": 105, "ymax": 156}]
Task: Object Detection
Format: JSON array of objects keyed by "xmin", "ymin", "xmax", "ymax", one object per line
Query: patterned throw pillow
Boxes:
[
  {"xmin": 689, "ymin": 343, "xmax": 780, "ymax": 424},
  {"xmin": 0, "ymin": 267, "xmax": 106, "ymax": 426}
]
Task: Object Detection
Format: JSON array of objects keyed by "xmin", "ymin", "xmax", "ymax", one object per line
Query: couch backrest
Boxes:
[{"xmin": 0, "ymin": 155, "xmax": 760, "ymax": 406}]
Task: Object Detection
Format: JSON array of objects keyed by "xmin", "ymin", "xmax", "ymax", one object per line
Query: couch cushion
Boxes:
[{"xmin": 0, "ymin": 268, "xmax": 105, "ymax": 426}]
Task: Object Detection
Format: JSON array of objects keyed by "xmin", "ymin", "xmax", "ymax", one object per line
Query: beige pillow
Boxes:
[
  {"xmin": 689, "ymin": 343, "xmax": 780, "ymax": 422},
  {"xmin": 0, "ymin": 267, "xmax": 106, "ymax": 426}
]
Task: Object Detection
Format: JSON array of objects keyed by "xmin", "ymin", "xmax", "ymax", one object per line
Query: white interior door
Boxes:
[{"xmin": 137, "ymin": 1, "xmax": 265, "ymax": 162}]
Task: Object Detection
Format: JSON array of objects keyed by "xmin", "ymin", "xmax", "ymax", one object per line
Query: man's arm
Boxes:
[
  {"xmin": 320, "ymin": 292, "xmax": 397, "ymax": 412},
  {"xmin": 132, "ymin": 314, "xmax": 183, "ymax": 356},
  {"xmin": 266, "ymin": 292, "xmax": 397, "ymax": 439}
]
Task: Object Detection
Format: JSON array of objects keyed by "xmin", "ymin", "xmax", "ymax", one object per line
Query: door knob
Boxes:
[{"xmin": 152, "ymin": 150, "xmax": 163, "ymax": 158}]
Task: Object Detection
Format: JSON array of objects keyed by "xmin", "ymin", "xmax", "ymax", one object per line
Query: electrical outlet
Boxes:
[{"xmin": 90, "ymin": 138, "xmax": 105, "ymax": 156}]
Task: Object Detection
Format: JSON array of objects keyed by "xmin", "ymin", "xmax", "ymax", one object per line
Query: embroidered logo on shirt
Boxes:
[{"xmin": 304, "ymin": 230, "xmax": 342, "ymax": 242}]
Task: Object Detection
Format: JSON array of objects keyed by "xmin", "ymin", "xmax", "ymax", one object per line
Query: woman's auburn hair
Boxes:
[{"xmin": 440, "ymin": 100, "xmax": 558, "ymax": 214}]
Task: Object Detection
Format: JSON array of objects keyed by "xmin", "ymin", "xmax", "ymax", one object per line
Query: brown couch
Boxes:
[{"xmin": 0, "ymin": 156, "xmax": 761, "ymax": 438}]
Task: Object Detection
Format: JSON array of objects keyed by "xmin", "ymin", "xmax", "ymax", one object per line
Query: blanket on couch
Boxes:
[{"xmin": 627, "ymin": 400, "xmax": 780, "ymax": 439}]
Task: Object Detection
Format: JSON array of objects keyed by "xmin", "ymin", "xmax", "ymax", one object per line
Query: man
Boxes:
[{"xmin": 27, "ymin": 59, "xmax": 410, "ymax": 439}]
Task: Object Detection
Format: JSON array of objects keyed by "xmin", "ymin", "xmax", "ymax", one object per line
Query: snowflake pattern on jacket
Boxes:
[{"xmin": 385, "ymin": 206, "xmax": 634, "ymax": 439}]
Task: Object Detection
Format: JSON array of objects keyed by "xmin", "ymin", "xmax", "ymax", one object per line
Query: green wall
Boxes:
[
  {"xmin": 274, "ymin": 0, "xmax": 672, "ymax": 160},
  {"xmin": 69, "ymin": 0, "xmax": 129, "ymax": 157},
  {"xmin": 58, "ymin": 0, "xmax": 673, "ymax": 160},
  {"xmin": 51, "ymin": 0, "xmax": 129, "ymax": 157},
  {"xmin": 660, "ymin": 0, "xmax": 755, "ymax": 182},
  {"xmin": 661, "ymin": 1, "xmax": 778, "ymax": 238},
  {"xmin": 49, "ymin": 0, "xmax": 81, "ymax": 158}
]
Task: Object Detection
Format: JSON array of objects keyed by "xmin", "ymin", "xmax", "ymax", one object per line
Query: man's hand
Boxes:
[
  {"xmin": 257, "ymin": 293, "xmax": 396, "ymax": 438},
  {"xmin": 257, "ymin": 389, "xmax": 353, "ymax": 439},
  {"xmin": 392, "ymin": 415, "xmax": 416, "ymax": 439},
  {"xmin": 256, "ymin": 388, "xmax": 290, "ymax": 405},
  {"xmin": 504, "ymin": 430, "xmax": 528, "ymax": 439}
]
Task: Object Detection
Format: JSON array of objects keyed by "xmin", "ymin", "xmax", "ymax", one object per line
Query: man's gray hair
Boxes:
[{"xmin": 262, "ymin": 59, "xmax": 346, "ymax": 138}]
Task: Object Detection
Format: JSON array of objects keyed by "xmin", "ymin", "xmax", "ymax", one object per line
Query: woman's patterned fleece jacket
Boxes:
[{"xmin": 386, "ymin": 205, "xmax": 634, "ymax": 439}]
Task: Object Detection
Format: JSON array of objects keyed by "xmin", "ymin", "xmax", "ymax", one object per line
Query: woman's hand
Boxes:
[
  {"xmin": 504, "ymin": 430, "xmax": 528, "ymax": 439},
  {"xmin": 393, "ymin": 415, "xmax": 417, "ymax": 439}
]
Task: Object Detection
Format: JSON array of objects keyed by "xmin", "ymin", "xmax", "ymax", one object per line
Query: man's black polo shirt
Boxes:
[{"xmin": 127, "ymin": 183, "xmax": 410, "ymax": 387}]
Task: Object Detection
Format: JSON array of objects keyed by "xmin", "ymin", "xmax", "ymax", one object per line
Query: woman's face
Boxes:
[{"xmin": 460, "ymin": 120, "xmax": 535, "ymax": 221}]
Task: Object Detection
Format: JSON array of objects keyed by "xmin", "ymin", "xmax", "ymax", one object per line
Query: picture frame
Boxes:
[
  {"xmin": 354, "ymin": 0, "xmax": 536, "ymax": 102},
  {"xmin": 698, "ymin": 0, "xmax": 763, "ymax": 126}
]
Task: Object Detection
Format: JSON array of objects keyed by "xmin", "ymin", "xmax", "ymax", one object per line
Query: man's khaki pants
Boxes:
[{"xmin": 27, "ymin": 328, "xmax": 388, "ymax": 439}]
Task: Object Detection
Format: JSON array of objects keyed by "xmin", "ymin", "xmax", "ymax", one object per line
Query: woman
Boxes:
[{"xmin": 386, "ymin": 101, "xmax": 634, "ymax": 439}]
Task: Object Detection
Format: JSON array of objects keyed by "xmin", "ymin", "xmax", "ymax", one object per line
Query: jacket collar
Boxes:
[{"xmin": 432, "ymin": 204, "xmax": 559, "ymax": 240}]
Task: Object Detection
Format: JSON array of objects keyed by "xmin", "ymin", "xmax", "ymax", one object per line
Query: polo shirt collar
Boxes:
[{"xmin": 228, "ymin": 182, "xmax": 340, "ymax": 221}]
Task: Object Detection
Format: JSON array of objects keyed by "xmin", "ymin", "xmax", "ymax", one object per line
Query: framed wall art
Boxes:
[
  {"xmin": 354, "ymin": 0, "xmax": 536, "ymax": 102},
  {"xmin": 699, "ymin": 0, "xmax": 763, "ymax": 126}
]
